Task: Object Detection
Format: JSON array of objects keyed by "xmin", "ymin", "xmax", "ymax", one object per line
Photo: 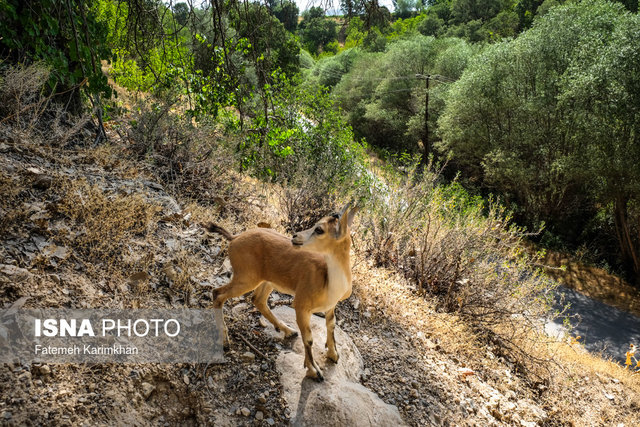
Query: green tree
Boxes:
[
  {"xmin": 0, "ymin": 0, "xmax": 113, "ymax": 113},
  {"xmin": 394, "ymin": 0, "xmax": 419, "ymax": 18},
  {"xmin": 418, "ymin": 13, "xmax": 445, "ymax": 36},
  {"xmin": 450, "ymin": 0, "xmax": 507, "ymax": 24},
  {"xmin": 439, "ymin": 0, "xmax": 640, "ymax": 281},
  {"xmin": 561, "ymin": 10, "xmax": 640, "ymax": 280},
  {"xmin": 173, "ymin": 2, "xmax": 189, "ymax": 26},
  {"xmin": 300, "ymin": 7, "xmax": 338, "ymax": 55},
  {"xmin": 272, "ymin": 0, "xmax": 299, "ymax": 32},
  {"xmin": 334, "ymin": 36, "xmax": 472, "ymax": 155}
]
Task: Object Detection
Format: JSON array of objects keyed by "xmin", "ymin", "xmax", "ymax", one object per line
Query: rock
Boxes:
[
  {"xmin": 240, "ymin": 407, "xmax": 250, "ymax": 417},
  {"xmin": 0, "ymin": 264, "xmax": 31, "ymax": 282},
  {"xmin": 270, "ymin": 306, "xmax": 406, "ymax": 426},
  {"xmin": 183, "ymin": 374, "xmax": 190, "ymax": 385},
  {"xmin": 241, "ymin": 352, "xmax": 255, "ymax": 362},
  {"xmin": 141, "ymin": 382, "xmax": 155, "ymax": 399},
  {"xmin": 33, "ymin": 174, "xmax": 52, "ymax": 190},
  {"xmin": 516, "ymin": 399, "xmax": 547, "ymax": 422},
  {"xmin": 39, "ymin": 365, "xmax": 51, "ymax": 375},
  {"xmin": 258, "ymin": 395, "xmax": 267, "ymax": 404},
  {"xmin": 255, "ymin": 411, "xmax": 264, "ymax": 421},
  {"xmin": 501, "ymin": 400, "xmax": 516, "ymax": 413},
  {"xmin": 2, "ymin": 411, "xmax": 12, "ymax": 420},
  {"xmin": 266, "ymin": 418, "xmax": 275, "ymax": 426}
]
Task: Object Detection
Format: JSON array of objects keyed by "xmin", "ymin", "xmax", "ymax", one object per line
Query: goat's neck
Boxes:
[{"xmin": 324, "ymin": 243, "xmax": 352, "ymax": 286}]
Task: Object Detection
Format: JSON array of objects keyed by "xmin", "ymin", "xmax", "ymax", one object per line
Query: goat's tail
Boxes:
[{"xmin": 201, "ymin": 222, "xmax": 235, "ymax": 241}]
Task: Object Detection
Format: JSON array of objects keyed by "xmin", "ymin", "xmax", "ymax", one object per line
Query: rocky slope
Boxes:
[{"xmin": 1, "ymin": 137, "xmax": 639, "ymax": 426}]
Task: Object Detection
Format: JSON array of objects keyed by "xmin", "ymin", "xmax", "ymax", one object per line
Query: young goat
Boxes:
[{"xmin": 202, "ymin": 204, "xmax": 358, "ymax": 381}]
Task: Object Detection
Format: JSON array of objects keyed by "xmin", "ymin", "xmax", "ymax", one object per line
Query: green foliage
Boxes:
[
  {"xmin": 438, "ymin": 0, "xmax": 640, "ymax": 280},
  {"xmin": 300, "ymin": 7, "xmax": 338, "ymax": 55},
  {"xmin": 238, "ymin": 73, "xmax": 370, "ymax": 195},
  {"xmin": 394, "ymin": 0, "xmax": 420, "ymax": 19},
  {"xmin": 418, "ymin": 14, "xmax": 446, "ymax": 36},
  {"xmin": 0, "ymin": 0, "xmax": 113, "ymax": 107},
  {"xmin": 307, "ymin": 48, "xmax": 361, "ymax": 88},
  {"xmin": 271, "ymin": 0, "xmax": 299, "ymax": 32},
  {"xmin": 173, "ymin": 2, "xmax": 189, "ymax": 26},
  {"xmin": 334, "ymin": 35, "xmax": 473, "ymax": 154},
  {"xmin": 231, "ymin": 3, "xmax": 301, "ymax": 80}
]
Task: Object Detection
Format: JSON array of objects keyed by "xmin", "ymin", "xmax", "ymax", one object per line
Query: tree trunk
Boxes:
[{"xmin": 613, "ymin": 195, "xmax": 640, "ymax": 285}]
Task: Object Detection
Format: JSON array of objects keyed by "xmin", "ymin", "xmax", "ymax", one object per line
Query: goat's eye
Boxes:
[{"xmin": 315, "ymin": 227, "xmax": 324, "ymax": 235}]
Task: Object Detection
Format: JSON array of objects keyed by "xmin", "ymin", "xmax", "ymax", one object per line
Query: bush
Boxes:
[
  {"xmin": 56, "ymin": 178, "xmax": 162, "ymax": 268},
  {"xmin": 238, "ymin": 74, "xmax": 370, "ymax": 197},
  {"xmin": 123, "ymin": 98, "xmax": 238, "ymax": 204},
  {"xmin": 360, "ymin": 159, "xmax": 557, "ymax": 373},
  {"xmin": 0, "ymin": 63, "xmax": 91, "ymax": 146}
]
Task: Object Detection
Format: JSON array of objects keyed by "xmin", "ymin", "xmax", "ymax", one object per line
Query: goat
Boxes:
[{"xmin": 202, "ymin": 203, "xmax": 358, "ymax": 381}]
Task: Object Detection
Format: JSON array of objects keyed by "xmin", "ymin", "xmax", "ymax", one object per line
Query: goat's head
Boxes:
[{"xmin": 291, "ymin": 203, "xmax": 359, "ymax": 253}]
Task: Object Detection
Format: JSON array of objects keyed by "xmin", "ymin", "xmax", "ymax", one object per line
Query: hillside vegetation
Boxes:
[{"xmin": 1, "ymin": 0, "xmax": 640, "ymax": 425}]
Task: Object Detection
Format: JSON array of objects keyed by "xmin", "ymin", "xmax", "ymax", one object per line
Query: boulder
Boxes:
[{"xmin": 269, "ymin": 307, "xmax": 406, "ymax": 427}]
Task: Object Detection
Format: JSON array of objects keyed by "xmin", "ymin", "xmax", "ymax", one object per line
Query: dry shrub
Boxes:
[
  {"xmin": 162, "ymin": 249, "xmax": 199, "ymax": 301},
  {"xmin": 0, "ymin": 63, "xmax": 90, "ymax": 146},
  {"xmin": 0, "ymin": 171, "xmax": 24, "ymax": 235},
  {"xmin": 55, "ymin": 178, "xmax": 162, "ymax": 268},
  {"xmin": 276, "ymin": 182, "xmax": 337, "ymax": 233},
  {"xmin": 0, "ymin": 62, "xmax": 50, "ymax": 128},
  {"xmin": 361, "ymin": 163, "xmax": 558, "ymax": 378},
  {"xmin": 122, "ymin": 99, "xmax": 239, "ymax": 206}
]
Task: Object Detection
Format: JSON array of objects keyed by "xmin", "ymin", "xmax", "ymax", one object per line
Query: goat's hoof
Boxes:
[
  {"xmin": 284, "ymin": 330, "xmax": 298, "ymax": 339},
  {"xmin": 327, "ymin": 351, "xmax": 339, "ymax": 363},
  {"xmin": 306, "ymin": 368, "xmax": 324, "ymax": 382}
]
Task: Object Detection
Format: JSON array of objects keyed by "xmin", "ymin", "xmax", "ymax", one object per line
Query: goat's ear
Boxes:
[
  {"xmin": 347, "ymin": 206, "xmax": 359, "ymax": 228},
  {"xmin": 338, "ymin": 202, "xmax": 350, "ymax": 217},
  {"xmin": 337, "ymin": 203, "xmax": 355, "ymax": 238}
]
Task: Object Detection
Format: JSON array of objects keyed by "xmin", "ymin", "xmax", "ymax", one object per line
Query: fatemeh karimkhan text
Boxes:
[{"xmin": 34, "ymin": 344, "xmax": 138, "ymax": 355}]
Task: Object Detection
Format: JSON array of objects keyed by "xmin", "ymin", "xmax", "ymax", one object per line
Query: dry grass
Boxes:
[
  {"xmin": 55, "ymin": 177, "xmax": 162, "ymax": 271},
  {"xmin": 0, "ymin": 63, "xmax": 90, "ymax": 146},
  {"xmin": 352, "ymin": 259, "xmax": 478, "ymax": 358}
]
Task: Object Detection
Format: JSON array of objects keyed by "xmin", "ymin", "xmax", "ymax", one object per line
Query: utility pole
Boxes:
[{"xmin": 416, "ymin": 74, "xmax": 431, "ymax": 165}]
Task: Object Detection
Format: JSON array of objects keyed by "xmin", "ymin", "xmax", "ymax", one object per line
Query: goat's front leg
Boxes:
[
  {"xmin": 296, "ymin": 309, "xmax": 324, "ymax": 381},
  {"xmin": 325, "ymin": 307, "xmax": 339, "ymax": 363}
]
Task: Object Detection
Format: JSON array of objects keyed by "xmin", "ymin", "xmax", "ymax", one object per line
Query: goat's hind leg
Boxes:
[
  {"xmin": 212, "ymin": 276, "xmax": 260, "ymax": 348},
  {"xmin": 252, "ymin": 282, "xmax": 298, "ymax": 339}
]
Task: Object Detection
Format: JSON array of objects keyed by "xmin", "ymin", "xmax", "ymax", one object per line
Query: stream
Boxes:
[{"xmin": 545, "ymin": 285, "xmax": 640, "ymax": 364}]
